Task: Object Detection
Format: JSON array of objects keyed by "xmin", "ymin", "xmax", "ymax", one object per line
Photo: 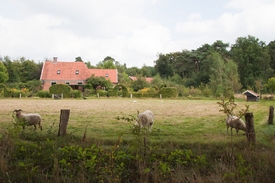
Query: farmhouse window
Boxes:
[
  {"xmin": 78, "ymin": 81, "xmax": 83, "ymax": 84},
  {"xmin": 76, "ymin": 70, "xmax": 79, "ymax": 74},
  {"xmin": 105, "ymin": 74, "xmax": 108, "ymax": 77},
  {"xmin": 65, "ymin": 81, "xmax": 70, "ymax": 84},
  {"xmin": 51, "ymin": 81, "xmax": 57, "ymax": 85},
  {"xmin": 57, "ymin": 70, "xmax": 60, "ymax": 74}
]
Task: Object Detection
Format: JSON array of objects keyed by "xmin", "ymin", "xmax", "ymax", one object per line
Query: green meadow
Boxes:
[{"xmin": 1, "ymin": 98, "xmax": 275, "ymax": 182}]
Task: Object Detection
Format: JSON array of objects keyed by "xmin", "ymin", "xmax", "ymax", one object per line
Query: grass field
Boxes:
[
  {"xmin": 1, "ymin": 98, "xmax": 275, "ymax": 182},
  {"xmin": 1, "ymin": 98, "xmax": 274, "ymax": 145}
]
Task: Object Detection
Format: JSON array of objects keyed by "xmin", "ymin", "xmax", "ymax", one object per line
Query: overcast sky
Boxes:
[{"xmin": 1, "ymin": 0, "xmax": 275, "ymax": 68}]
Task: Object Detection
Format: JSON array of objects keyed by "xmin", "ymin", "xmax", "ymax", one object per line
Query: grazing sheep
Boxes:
[
  {"xmin": 135, "ymin": 110, "xmax": 154, "ymax": 132},
  {"xmin": 226, "ymin": 114, "xmax": 246, "ymax": 134},
  {"xmin": 13, "ymin": 109, "xmax": 42, "ymax": 131}
]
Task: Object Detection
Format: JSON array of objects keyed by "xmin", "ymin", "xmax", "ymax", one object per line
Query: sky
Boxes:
[{"xmin": 0, "ymin": 0, "xmax": 275, "ymax": 68}]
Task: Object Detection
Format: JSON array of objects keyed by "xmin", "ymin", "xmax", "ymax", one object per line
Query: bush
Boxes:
[
  {"xmin": 158, "ymin": 87, "xmax": 177, "ymax": 98},
  {"xmin": 131, "ymin": 92, "xmax": 142, "ymax": 98},
  {"xmin": 49, "ymin": 84, "xmax": 72, "ymax": 98},
  {"xmin": 97, "ymin": 90, "xmax": 107, "ymax": 97},
  {"xmin": 71, "ymin": 90, "xmax": 82, "ymax": 98},
  {"xmin": 114, "ymin": 84, "xmax": 129, "ymax": 97},
  {"xmin": 0, "ymin": 83, "xmax": 12, "ymax": 97},
  {"xmin": 83, "ymin": 88, "xmax": 95, "ymax": 97},
  {"xmin": 12, "ymin": 90, "xmax": 26, "ymax": 98},
  {"xmin": 37, "ymin": 90, "xmax": 51, "ymax": 98},
  {"xmin": 189, "ymin": 86, "xmax": 202, "ymax": 97},
  {"xmin": 107, "ymin": 88, "xmax": 118, "ymax": 97}
]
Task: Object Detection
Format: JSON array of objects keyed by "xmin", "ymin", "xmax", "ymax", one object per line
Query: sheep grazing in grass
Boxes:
[
  {"xmin": 13, "ymin": 109, "xmax": 42, "ymax": 131},
  {"xmin": 226, "ymin": 114, "xmax": 246, "ymax": 134},
  {"xmin": 135, "ymin": 110, "xmax": 154, "ymax": 132}
]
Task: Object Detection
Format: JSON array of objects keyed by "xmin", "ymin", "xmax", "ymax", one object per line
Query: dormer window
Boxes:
[
  {"xmin": 57, "ymin": 70, "xmax": 60, "ymax": 74},
  {"xmin": 105, "ymin": 74, "xmax": 108, "ymax": 77},
  {"xmin": 76, "ymin": 70, "xmax": 79, "ymax": 75}
]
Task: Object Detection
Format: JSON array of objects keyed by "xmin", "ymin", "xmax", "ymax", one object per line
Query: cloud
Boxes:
[{"xmin": 0, "ymin": 0, "xmax": 275, "ymax": 68}]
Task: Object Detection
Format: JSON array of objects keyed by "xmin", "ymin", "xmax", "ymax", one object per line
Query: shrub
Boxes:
[
  {"xmin": 131, "ymin": 92, "xmax": 142, "ymax": 98},
  {"xmin": 97, "ymin": 90, "xmax": 107, "ymax": 97},
  {"xmin": 83, "ymin": 88, "xmax": 95, "ymax": 97},
  {"xmin": 158, "ymin": 87, "xmax": 177, "ymax": 98},
  {"xmin": 12, "ymin": 90, "xmax": 26, "ymax": 98},
  {"xmin": 107, "ymin": 88, "xmax": 118, "ymax": 97},
  {"xmin": 189, "ymin": 86, "xmax": 202, "ymax": 97},
  {"xmin": 71, "ymin": 90, "xmax": 82, "ymax": 98},
  {"xmin": 0, "ymin": 83, "xmax": 12, "ymax": 97},
  {"xmin": 49, "ymin": 84, "xmax": 72, "ymax": 98},
  {"xmin": 37, "ymin": 90, "xmax": 51, "ymax": 98},
  {"xmin": 114, "ymin": 84, "xmax": 129, "ymax": 97}
]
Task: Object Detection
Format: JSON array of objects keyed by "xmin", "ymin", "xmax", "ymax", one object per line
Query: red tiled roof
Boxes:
[
  {"xmin": 40, "ymin": 61, "xmax": 91, "ymax": 81},
  {"xmin": 129, "ymin": 76, "xmax": 153, "ymax": 83},
  {"xmin": 40, "ymin": 61, "xmax": 118, "ymax": 88}
]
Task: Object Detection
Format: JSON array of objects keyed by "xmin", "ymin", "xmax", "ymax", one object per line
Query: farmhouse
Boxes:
[
  {"xmin": 40, "ymin": 57, "xmax": 118, "ymax": 91},
  {"xmin": 242, "ymin": 90, "xmax": 260, "ymax": 102}
]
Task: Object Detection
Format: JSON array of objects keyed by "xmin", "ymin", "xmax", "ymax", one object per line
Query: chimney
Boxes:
[{"xmin": 53, "ymin": 57, "xmax": 58, "ymax": 63}]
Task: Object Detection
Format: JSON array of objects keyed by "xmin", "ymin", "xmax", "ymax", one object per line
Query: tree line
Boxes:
[{"xmin": 1, "ymin": 35, "xmax": 275, "ymax": 97}]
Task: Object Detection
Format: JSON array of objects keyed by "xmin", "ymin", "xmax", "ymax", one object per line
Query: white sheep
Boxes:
[
  {"xmin": 135, "ymin": 110, "xmax": 154, "ymax": 132},
  {"xmin": 225, "ymin": 114, "xmax": 246, "ymax": 134},
  {"xmin": 13, "ymin": 109, "xmax": 42, "ymax": 131}
]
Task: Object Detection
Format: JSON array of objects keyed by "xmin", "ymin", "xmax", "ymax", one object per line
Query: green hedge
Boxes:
[
  {"xmin": 49, "ymin": 84, "xmax": 72, "ymax": 98},
  {"xmin": 114, "ymin": 84, "xmax": 129, "ymax": 97},
  {"xmin": 97, "ymin": 90, "xmax": 108, "ymax": 97},
  {"xmin": 158, "ymin": 87, "xmax": 178, "ymax": 98},
  {"xmin": 107, "ymin": 88, "xmax": 118, "ymax": 97},
  {"xmin": 37, "ymin": 90, "xmax": 51, "ymax": 98},
  {"xmin": 0, "ymin": 83, "xmax": 12, "ymax": 97},
  {"xmin": 71, "ymin": 90, "xmax": 82, "ymax": 98}
]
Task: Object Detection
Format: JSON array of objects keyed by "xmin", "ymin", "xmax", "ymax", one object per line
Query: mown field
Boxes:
[{"xmin": 1, "ymin": 98, "xmax": 275, "ymax": 182}]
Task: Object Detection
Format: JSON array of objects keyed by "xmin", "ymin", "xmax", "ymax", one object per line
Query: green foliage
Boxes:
[
  {"xmin": 25, "ymin": 80, "xmax": 42, "ymax": 95},
  {"xmin": 107, "ymin": 88, "xmax": 118, "ymax": 97},
  {"xmin": 0, "ymin": 61, "xmax": 9, "ymax": 83},
  {"xmin": 71, "ymin": 90, "xmax": 82, "ymax": 98},
  {"xmin": 37, "ymin": 90, "xmax": 51, "ymax": 98},
  {"xmin": 131, "ymin": 76, "xmax": 150, "ymax": 92},
  {"xmin": 267, "ymin": 77, "xmax": 275, "ymax": 93},
  {"xmin": 0, "ymin": 83, "xmax": 9, "ymax": 97},
  {"xmin": 86, "ymin": 75, "xmax": 113, "ymax": 90},
  {"xmin": 83, "ymin": 88, "xmax": 95, "ymax": 97},
  {"xmin": 158, "ymin": 87, "xmax": 177, "ymax": 98},
  {"xmin": 131, "ymin": 92, "xmax": 142, "ymax": 98},
  {"xmin": 188, "ymin": 86, "xmax": 202, "ymax": 97},
  {"xmin": 114, "ymin": 84, "xmax": 129, "ymax": 97},
  {"xmin": 231, "ymin": 35, "xmax": 272, "ymax": 89},
  {"xmin": 49, "ymin": 84, "xmax": 72, "ymax": 98},
  {"xmin": 96, "ymin": 89, "xmax": 108, "ymax": 97},
  {"xmin": 12, "ymin": 90, "xmax": 26, "ymax": 98}
]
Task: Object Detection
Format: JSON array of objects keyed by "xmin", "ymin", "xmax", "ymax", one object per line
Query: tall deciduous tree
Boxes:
[
  {"xmin": 0, "ymin": 61, "xmax": 9, "ymax": 83},
  {"xmin": 20, "ymin": 58, "xmax": 42, "ymax": 82},
  {"xmin": 2, "ymin": 56, "xmax": 20, "ymax": 83},
  {"xmin": 231, "ymin": 35, "xmax": 272, "ymax": 89},
  {"xmin": 97, "ymin": 56, "xmax": 116, "ymax": 69}
]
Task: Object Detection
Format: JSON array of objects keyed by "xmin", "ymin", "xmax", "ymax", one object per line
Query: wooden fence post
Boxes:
[
  {"xmin": 268, "ymin": 106, "xmax": 274, "ymax": 125},
  {"xmin": 245, "ymin": 113, "xmax": 256, "ymax": 146},
  {"xmin": 58, "ymin": 109, "xmax": 70, "ymax": 136}
]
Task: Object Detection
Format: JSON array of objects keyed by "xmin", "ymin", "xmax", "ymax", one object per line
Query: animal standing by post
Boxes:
[
  {"xmin": 225, "ymin": 114, "xmax": 246, "ymax": 134},
  {"xmin": 135, "ymin": 110, "xmax": 154, "ymax": 132},
  {"xmin": 13, "ymin": 109, "xmax": 42, "ymax": 131}
]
